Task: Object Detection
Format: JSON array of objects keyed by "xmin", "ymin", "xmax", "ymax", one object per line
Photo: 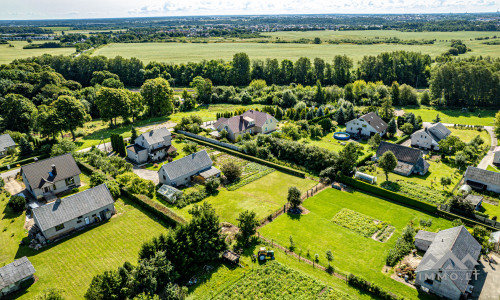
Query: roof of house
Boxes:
[
  {"xmin": 21, "ymin": 153, "xmax": 81, "ymax": 189},
  {"xmin": 140, "ymin": 127, "xmax": 171, "ymax": 145},
  {"xmin": 427, "ymin": 123, "xmax": 451, "ymax": 141},
  {"xmin": 494, "ymin": 146, "xmax": 500, "ymax": 153},
  {"xmin": 242, "ymin": 110, "xmax": 274, "ymax": 127},
  {"xmin": 0, "ymin": 133, "xmax": 16, "ymax": 152},
  {"xmin": 216, "ymin": 110, "xmax": 275, "ymax": 134},
  {"xmin": 32, "ymin": 184, "xmax": 114, "ymax": 232},
  {"xmin": 464, "ymin": 194, "xmax": 483, "ymax": 206},
  {"xmin": 160, "ymin": 150, "xmax": 213, "ymax": 181},
  {"xmin": 0, "ymin": 256, "xmax": 35, "ymax": 290},
  {"xmin": 126, "ymin": 143, "xmax": 147, "ymax": 154},
  {"xmin": 416, "ymin": 226, "xmax": 481, "ymax": 293},
  {"xmin": 415, "ymin": 230, "xmax": 437, "ymax": 242},
  {"xmin": 464, "ymin": 166, "xmax": 500, "ymax": 187},
  {"xmin": 376, "ymin": 141, "xmax": 423, "ymax": 165},
  {"xmin": 359, "ymin": 112, "xmax": 388, "ymax": 134},
  {"xmin": 214, "ymin": 117, "xmax": 228, "ymax": 129},
  {"xmin": 199, "ymin": 166, "xmax": 221, "ymax": 179}
]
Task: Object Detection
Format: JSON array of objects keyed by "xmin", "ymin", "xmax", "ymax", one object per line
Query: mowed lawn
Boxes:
[
  {"xmin": 399, "ymin": 106, "xmax": 498, "ymax": 126},
  {"xmin": 258, "ymin": 188, "xmax": 453, "ymax": 299},
  {"xmin": 167, "ymin": 171, "xmax": 317, "ymax": 224},
  {"xmin": 0, "ymin": 41, "xmax": 75, "ymax": 64},
  {"xmin": 3, "ymin": 197, "xmax": 168, "ymax": 299}
]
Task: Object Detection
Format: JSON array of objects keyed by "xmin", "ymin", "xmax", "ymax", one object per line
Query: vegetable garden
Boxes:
[{"xmin": 331, "ymin": 208, "xmax": 394, "ymax": 242}]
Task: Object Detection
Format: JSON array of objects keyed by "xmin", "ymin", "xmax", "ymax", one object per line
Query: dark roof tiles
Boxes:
[{"xmin": 21, "ymin": 153, "xmax": 81, "ymax": 189}]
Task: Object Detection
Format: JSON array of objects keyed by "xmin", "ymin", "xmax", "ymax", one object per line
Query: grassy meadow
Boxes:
[
  {"xmin": 398, "ymin": 106, "xmax": 498, "ymax": 126},
  {"xmin": 0, "ymin": 41, "xmax": 75, "ymax": 64}
]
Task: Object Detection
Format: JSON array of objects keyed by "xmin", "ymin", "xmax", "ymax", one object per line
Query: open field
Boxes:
[
  {"xmin": 166, "ymin": 171, "xmax": 317, "ymax": 224},
  {"xmin": 0, "ymin": 196, "xmax": 168, "ymax": 299},
  {"xmin": 0, "ymin": 41, "xmax": 75, "ymax": 65},
  {"xmin": 91, "ymin": 30, "xmax": 500, "ymax": 64},
  {"xmin": 399, "ymin": 106, "xmax": 498, "ymax": 126},
  {"xmin": 258, "ymin": 188, "xmax": 454, "ymax": 299}
]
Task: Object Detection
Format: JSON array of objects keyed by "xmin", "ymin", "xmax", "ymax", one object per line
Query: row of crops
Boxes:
[
  {"xmin": 381, "ymin": 180, "xmax": 447, "ymax": 204},
  {"xmin": 226, "ymin": 162, "xmax": 275, "ymax": 191}
]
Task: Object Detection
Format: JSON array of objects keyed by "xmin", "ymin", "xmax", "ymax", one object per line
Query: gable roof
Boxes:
[
  {"xmin": 0, "ymin": 134, "xmax": 16, "ymax": 152},
  {"xmin": 464, "ymin": 166, "xmax": 500, "ymax": 187},
  {"xmin": 32, "ymin": 184, "xmax": 114, "ymax": 232},
  {"xmin": 160, "ymin": 150, "xmax": 213, "ymax": 181},
  {"xmin": 427, "ymin": 123, "xmax": 451, "ymax": 141},
  {"xmin": 216, "ymin": 110, "xmax": 275, "ymax": 134},
  {"xmin": 126, "ymin": 143, "xmax": 147, "ymax": 153},
  {"xmin": 415, "ymin": 230, "xmax": 437, "ymax": 242},
  {"xmin": 376, "ymin": 141, "xmax": 423, "ymax": 165},
  {"xmin": 242, "ymin": 110, "xmax": 274, "ymax": 127},
  {"xmin": 0, "ymin": 256, "xmax": 35, "ymax": 290},
  {"xmin": 140, "ymin": 127, "xmax": 171, "ymax": 145},
  {"xmin": 416, "ymin": 226, "xmax": 481, "ymax": 293},
  {"xmin": 21, "ymin": 153, "xmax": 81, "ymax": 190},
  {"xmin": 360, "ymin": 112, "xmax": 388, "ymax": 133}
]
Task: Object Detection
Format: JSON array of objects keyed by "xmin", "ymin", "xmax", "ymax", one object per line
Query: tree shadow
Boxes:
[{"xmin": 1, "ymin": 201, "xmax": 23, "ymax": 219}]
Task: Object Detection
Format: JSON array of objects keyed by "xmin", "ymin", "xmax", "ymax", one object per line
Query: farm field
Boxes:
[
  {"xmin": 1, "ymin": 197, "xmax": 168, "ymax": 299},
  {"xmin": 258, "ymin": 188, "xmax": 454, "ymax": 299},
  {"xmin": 0, "ymin": 41, "xmax": 75, "ymax": 64},
  {"xmin": 398, "ymin": 106, "xmax": 498, "ymax": 126},
  {"xmin": 166, "ymin": 171, "xmax": 317, "ymax": 224}
]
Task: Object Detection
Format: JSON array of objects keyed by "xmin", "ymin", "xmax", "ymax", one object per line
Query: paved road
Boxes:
[
  {"xmin": 471, "ymin": 254, "xmax": 500, "ymax": 300},
  {"xmin": 132, "ymin": 166, "xmax": 159, "ymax": 184}
]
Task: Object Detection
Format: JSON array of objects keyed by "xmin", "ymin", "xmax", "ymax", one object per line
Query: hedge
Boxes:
[
  {"xmin": 437, "ymin": 209, "xmax": 497, "ymax": 231},
  {"xmin": 394, "ymin": 135, "xmax": 410, "ymax": 145},
  {"xmin": 182, "ymin": 135, "xmax": 306, "ymax": 178},
  {"xmin": 347, "ymin": 274, "xmax": 403, "ymax": 300},
  {"xmin": 0, "ymin": 156, "xmax": 44, "ymax": 172},
  {"xmin": 76, "ymin": 161, "xmax": 114, "ymax": 181},
  {"xmin": 120, "ymin": 188, "xmax": 186, "ymax": 226},
  {"xmin": 338, "ymin": 176, "xmax": 438, "ymax": 213},
  {"xmin": 356, "ymin": 151, "xmax": 374, "ymax": 167},
  {"xmin": 309, "ymin": 112, "xmax": 335, "ymax": 124}
]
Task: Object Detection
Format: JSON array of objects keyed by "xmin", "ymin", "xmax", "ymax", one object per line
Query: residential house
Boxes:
[
  {"xmin": 415, "ymin": 226, "xmax": 481, "ymax": 300},
  {"xmin": 214, "ymin": 110, "xmax": 277, "ymax": 141},
  {"xmin": 346, "ymin": 112, "xmax": 388, "ymax": 138},
  {"xmin": 21, "ymin": 153, "xmax": 81, "ymax": 200},
  {"xmin": 411, "ymin": 122, "xmax": 451, "ymax": 150},
  {"xmin": 127, "ymin": 127, "xmax": 177, "ymax": 164},
  {"xmin": 32, "ymin": 184, "xmax": 115, "ymax": 240},
  {"xmin": 493, "ymin": 146, "xmax": 500, "ymax": 166},
  {"xmin": 158, "ymin": 150, "xmax": 220, "ymax": 187},
  {"xmin": 375, "ymin": 142, "xmax": 430, "ymax": 176},
  {"xmin": 0, "ymin": 257, "xmax": 36, "ymax": 297},
  {"xmin": 0, "ymin": 134, "xmax": 16, "ymax": 157},
  {"xmin": 414, "ymin": 230, "xmax": 437, "ymax": 252},
  {"xmin": 464, "ymin": 166, "xmax": 500, "ymax": 194}
]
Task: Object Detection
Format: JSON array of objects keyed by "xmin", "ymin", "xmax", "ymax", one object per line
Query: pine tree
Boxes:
[
  {"xmin": 387, "ymin": 118, "xmax": 397, "ymax": 138},
  {"xmin": 19, "ymin": 137, "xmax": 33, "ymax": 157},
  {"xmin": 130, "ymin": 127, "xmax": 138, "ymax": 144},
  {"xmin": 336, "ymin": 108, "xmax": 345, "ymax": 125}
]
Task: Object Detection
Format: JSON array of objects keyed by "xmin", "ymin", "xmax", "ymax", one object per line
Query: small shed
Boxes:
[
  {"xmin": 354, "ymin": 171, "xmax": 377, "ymax": 184},
  {"xmin": 0, "ymin": 256, "xmax": 35, "ymax": 297},
  {"xmin": 459, "ymin": 184, "xmax": 472, "ymax": 196},
  {"xmin": 464, "ymin": 194, "xmax": 483, "ymax": 211},
  {"xmin": 157, "ymin": 184, "xmax": 183, "ymax": 204},
  {"xmin": 414, "ymin": 230, "xmax": 437, "ymax": 252},
  {"xmin": 222, "ymin": 250, "xmax": 240, "ymax": 265}
]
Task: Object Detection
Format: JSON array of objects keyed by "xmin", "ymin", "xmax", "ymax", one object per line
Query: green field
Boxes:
[
  {"xmin": 91, "ymin": 30, "xmax": 500, "ymax": 64},
  {"xmin": 398, "ymin": 106, "xmax": 498, "ymax": 126},
  {"xmin": 0, "ymin": 41, "xmax": 75, "ymax": 65},
  {"xmin": 1, "ymin": 196, "xmax": 168, "ymax": 299},
  {"xmin": 258, "ymin": 188, "xmax": 454, "ymax": 299}
]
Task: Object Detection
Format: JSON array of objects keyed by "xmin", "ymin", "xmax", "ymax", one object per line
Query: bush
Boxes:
[
  {"xmin": 8, "ymin": 195, "xmax": 26, "ymax": 212},
  {"xmin": 105, "ymin": 181, "xmax": 121, "ymax": 198},
  {"xmin": 72, "ymin": 187, "xmax": 80, "ymax": 193},
  {"xmin": 205, "ymin": 177, "xmax": 220, "ymax": 194},
  {"xmin": 221, "ymin": 161, "xmax": 242, "ymax": 182},
  {"xmin": 385, "ymin": 225, "xmax": 415, "ymax": 266},
  {"xmin": 90, "ymin": 173, "xmax": 107, "ymax": 187},
  {"xmin": 347, "ymin": 274, "xmax": 403, "ymax": 300}
]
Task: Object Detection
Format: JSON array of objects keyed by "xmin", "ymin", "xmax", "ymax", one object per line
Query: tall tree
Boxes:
[
  {"xmin": 140, "ymin": 78, "xmax": 174, "ymax": 117},
  {"xmin": 287, "ymin": 186, "xmax": 302, "ymax": 209},
  {"xmin": 190, "ymin": 76, "xmax": 212, "ymax": 104},
  {"xmin": 96, "ymin": 88, "xmax": 130, "ymax": 126},
  {"xmin": 236, "ymin": 210, "xmax": 259, "ymax": 245},
  {"xmin": 379, "ymin": 151, "xmax": 398, "ymax": 181},
  {"xmin": 1, "ymin": 93, "xmax": 37, "ymax": 133},
  {"xmin": 52, "ymin": 95, "xmax": 90, "ymax": 140},
  {"xmin": 231, "ymin": 53, "xmax": 251, "ymax": 86}
]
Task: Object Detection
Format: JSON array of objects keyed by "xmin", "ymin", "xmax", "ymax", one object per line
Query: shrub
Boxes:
[
  {"xmin": 8, "ymin": 195, "xmax": 26, "ymax": 212},
  {"xmin": 221, "ymin": 161, "xmax": 242, "ymax": 182},
  {"xmin": 90, "ymin": 173, "xmax": 107, "ymax": 187},
  {"xmin": 72, "ymin": 187, "xmax": 79, "ymax": 193},
  {"xmin": 385, "ymin": 225, "xmax": 415, "ymax": 266},
  {"xmin": 205, "ymin": 177, "xmax": 220, "ymax": 194}
]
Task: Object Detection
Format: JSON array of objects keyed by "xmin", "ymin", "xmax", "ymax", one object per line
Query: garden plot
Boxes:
[
  {"xmin": 381, "ymin": 181, "xmax": 447, "ymax": 204},
  {"xmin": 332, "ymin": 208, "xmax": 394, "ymax": 242}
]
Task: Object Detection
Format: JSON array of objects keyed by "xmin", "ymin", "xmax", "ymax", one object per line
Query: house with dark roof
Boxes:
[
  {"xmin": 464, "ymin": 194, "xmax": 483, "ymax": 210},
  {"xmin": 346, "ymin": 112, "xmax": 388, "ymax": 138},
  {"xmin": 0, "ymin": 257, "xmax": 35, "ymax": 296},
  {"xmin": 0, "ymin": 134, "xmax": 16, "ymax": 157},
  {"xmin": 376, "ymin": 142, "xmax": 430, "ymax": 176},
  {"xmin": 32, "ymin": 184, "xmax": 115, "ymax": 239},
  {"xmin": 158, "ymin": 150, "xmax": 220, "ymax": 187},
  {"xmin": 464, "ymin": 166, "xmax": 500, "ymax": 194},
  {"xmin": 415, "ymin": 226, "xmax": 481, "ymax": 300},
  {"xmin": 411, "ymin": 122, "xmax": 451, "ymax": 150},
  {"xmin": 214, "ymin": 110, "xmax": 277, "ymax": 142},
  {"xmin": 127, "ymin": 127, "xmax": 177, "ymax": 164},
  {"xmin": 493, "ymin": 146, "xmax": 500, "ymax": 166},
  {"xmin": 21, "ymin": 153, "xmax": 81, "ymax": 200}
]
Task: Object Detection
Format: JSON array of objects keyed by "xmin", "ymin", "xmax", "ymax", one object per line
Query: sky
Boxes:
[{"xmin": 0, "ymin": 0, "xmax": 499, "ymax": 20}]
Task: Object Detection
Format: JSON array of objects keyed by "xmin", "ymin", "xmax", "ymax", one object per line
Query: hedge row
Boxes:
[
  {"xmin": 394, "ymin": 135, "xmax": 410, "ymax": 145},
  {"xmin": 438, "ymin": 209, "xmax": 497, "ymax": 231},
  {"xmin": 338, "ymin": 176, "xmax": 438, "ymax": 213},
  {"xmin": 121, "ymin": 188, "xmax": 186, "ymax": 226},
  {"xmin": 182, "ymin": 135, "xmax": 306, "ymax": 178},
  {"xmin": 0, "ymin": 156, "xmax": 44, "ymax": 172},
  {"xmin": 309, "ymin": 112, "xmax": 335, "ymax": 124},
  {"xmin": 356, "ymin": 151, "xmax": 374, "ymax": 167},
  {"xmin": 347, "ymin": 274, "xmax": 403, "ymax": 300},
  {"xmin": 76, "ymin": 160, "xmax": 114, "ymax": 181}
]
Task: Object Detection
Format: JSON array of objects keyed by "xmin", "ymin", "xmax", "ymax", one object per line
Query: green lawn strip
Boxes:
[
  {"xmin": 397, "ymin": 106, "xmax": 497, "ymax": 126},
  {"xmin": 0, "ymin": 192, "xmax": 27, "ymax": 267},
  {"xmin": 449, "ymin": 128, "xmax": 491, "ymax": 148},
  {"xmin": 258, "ymin": 188, "xmax": 453, "ymax": 299},
  {"xmin": 6, "ymin": 197, "xmax": 169, "ymax": 299},
  {"xmin": 481, "ymin": 202, "xmax": 500, "ymax": 220},
  {"xmin": 487, "ymin": 165, "xmax": 499, "ymax": 172}
]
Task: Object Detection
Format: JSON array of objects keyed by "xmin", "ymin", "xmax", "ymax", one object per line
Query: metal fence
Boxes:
[{"xmin": 177, "ymin": 130, "xmax": 240, "ymax": 151}]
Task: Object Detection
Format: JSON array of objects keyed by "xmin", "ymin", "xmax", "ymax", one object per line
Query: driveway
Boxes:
[
  {"xmin": 471, "ymin": 254, "xmax": 500, "ymax": 300},
  {"xmin": 4, "ymin": 177, "xmax": 24, "ymax": 195},
  {"xmin": 133, "ymin": 166, "xmax": 159, "ymax": 184},
  {"xmin": 477, "ymin": 126, "xmax": 497, "ymax": 170},
  {"xmin": 1, "ymin": 168, "xmax": 20, "ymax": 181}
]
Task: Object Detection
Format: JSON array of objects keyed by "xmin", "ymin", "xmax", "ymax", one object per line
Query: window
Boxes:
[
  {"xmin": 78, "ymin": 216, "xmax": 83, "ymax": 219},
  {"xmin": 424, "ymin": 279, "xmax": 433, "ymax": 286},
  {"xmin": 52, "ymin": 184, "xmax": 56, "ymax": 190},
  {"xmin": 65, "ymin": 177, "xmax": 75, "ymax": 186},
  {"xmin": 92, "ymin": 214, "xmax": 96, "ymax": 217},
  {"xmin": 55, "ymin": 224, "xmax": 65, "ymax": 231},
  {"xmin": 77, "ymin": 220, "xmax": 82, "ymax": 224},
  {"xmin": 163, "ymin": 175, "xmax": 166, "ymax": 180}
]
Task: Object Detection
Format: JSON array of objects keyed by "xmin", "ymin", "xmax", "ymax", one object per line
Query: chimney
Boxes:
[{"xmin": 51, "ymin": 164, "xmax": 57, "ymax": 175}]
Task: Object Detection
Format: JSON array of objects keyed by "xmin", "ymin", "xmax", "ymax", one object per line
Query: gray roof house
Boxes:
[
  {"xmin": 464, "ymin": 194, "xmax": 483, "ymax": 211},
  {"xmin": 346, "ymin": 112, "xmax": 388, "ymax": 137},
  {"xmin": 32, "ymin": 184, "xmax": 115, "ymax": 240},
  {"xmin": 0, "ymin": 256, "xmax": 35, "ymax": 297},
  {"xmin": 464, "ymin": 166, "xmax": 500, "ymax": 194},
  {"xmin": 415, "ymin": 230, "xmax": 437, "ymax": 252},
  {"xmin": 21, "ymin": 153, "xmax": 81, "ymax": 200},
  {"xmin": 158, "ymin": 150, "xmax": 220, "ymax": 187},
  {"xmin": 0, "ymin": 134, "xmax": 16, "ymax": 157},
  {"xmin": 127, "ymin": 127, "xmax": 177, "ymax": 164},
  {"xmin": 376, "ymin": 142, "xmax": 430, "ymax": 176},
  {"xmin": 415, "ymin": 226, "xmax": 481, "ymax": 300},
  {"xmin": 214, "ymin": 110, "xmax": 277, "ymax": 142},
  {"xmin": 411, "ymin": 122, "xmax": 451, "ymax": 151}
]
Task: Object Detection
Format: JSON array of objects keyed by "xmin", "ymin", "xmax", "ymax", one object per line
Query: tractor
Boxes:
[{"xmin": 257, "ymin": 247, "xmax": 275, "ymax": 261}]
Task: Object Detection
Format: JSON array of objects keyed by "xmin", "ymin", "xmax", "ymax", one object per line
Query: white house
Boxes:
[
  {"xmin": 346, "ymin": 112, "xmax": 388, "ymax": 137},
  {"xmin": 127, "ymin": 127, "xmax": 177, "ymax": 164},
  {"xmin": 214, "ymin": 110, "xmax": 277, "ymax": 142},
  {"xmin": 21, "ymin": 153, "xmax": 81, "ymax": 200},
  {"xmin": 0, "ymin": 134, "xmax": 16, "ymax": 157},
  {"xmin": 158, "ymin": 150, "xmax": 220, "ymax": 187},
  {"xmin": 411, "ymin": 122, "xmax": 451, "ymax": 150},
  {"xmin": 464, "ymin": 166, "xmax": 500, "ymax": 194}
]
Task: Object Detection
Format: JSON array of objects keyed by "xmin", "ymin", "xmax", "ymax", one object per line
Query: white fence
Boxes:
[{"xmin": 177, "ymin": 130, "xmax": 240, "ymax": 151}]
